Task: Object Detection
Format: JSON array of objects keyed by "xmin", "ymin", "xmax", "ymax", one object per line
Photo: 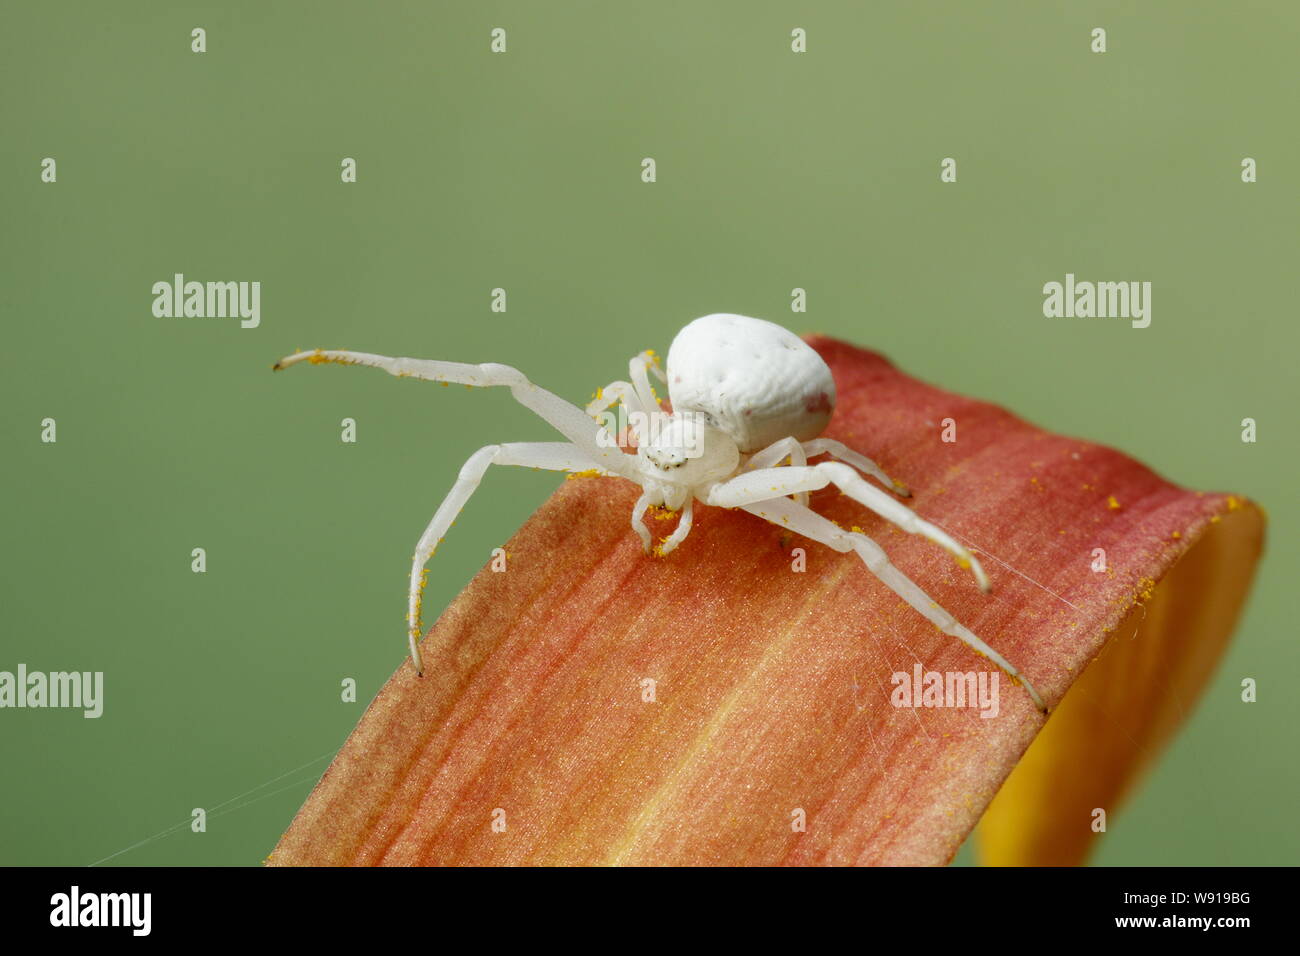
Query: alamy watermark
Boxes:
[
  {"xmin": 1042, "ymin": 273, "xmax": 1151, "ymax": 328},
  {"xmin": 50, "ymin": 886, "xmax": 150, "ymax": 935},
  {"xmin": 890, "ymin": 664, "xmax": 1000, "ymax": 718},
  {"xmin": 594, "ymin": 408, "xmax": 706, "ymax": 455},
  {"xmin": 0, "ymin": 664, "xmax": 103, "ymax": 718},
  {"xmin": 151, "ymin": 274, "xmax": 260, "ymax": 328}
]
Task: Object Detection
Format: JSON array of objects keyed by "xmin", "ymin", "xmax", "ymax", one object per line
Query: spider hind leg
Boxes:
[{"xmin": 739, "ymin": 495, "xmax": 1048, "ymax": 714}]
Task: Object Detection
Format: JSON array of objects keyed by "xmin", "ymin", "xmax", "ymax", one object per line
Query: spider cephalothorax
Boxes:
[
  {"xmin": 274, "ymin": 313, "xmax": 1047, "ymax": 712},
  {"xmin": 636, "ymin": 414, "xmax": 740, "ymax": 510}
]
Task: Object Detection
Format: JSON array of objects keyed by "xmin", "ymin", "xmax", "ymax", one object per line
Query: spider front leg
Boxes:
[
  {"xmin": 586, "ymin": 380, "xmax": 648, "ymax": 450},
  {"xmin": 586, "ymin": 381, "xmax": 640, "ymax": 420},
  {"xmin": 274, "ymin": 348, "xmax": 636, "ymax": 478},
  {"xmin": 586, "ymin": 351, "xmax": 667, "ymax": 445},
  {"xmin": 406, "ymin": 442, "xmax": 618, "ymax": 676},
  {"xmin": 273, "ymin": 347, "xmax": 640, "ymax": 672},
  {"xmin": 627, "ymin": 349, "xmax": 666, "ymax": 414}
]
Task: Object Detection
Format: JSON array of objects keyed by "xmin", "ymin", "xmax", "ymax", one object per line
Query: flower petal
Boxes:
[{"xmin": 268, "ymin": 336, "xmax": 1264, "ymax": 866}]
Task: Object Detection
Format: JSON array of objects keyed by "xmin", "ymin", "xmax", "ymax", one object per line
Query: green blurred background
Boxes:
[{"xmin": 2, "ymin": 1, "xmax": 1295, "ymax": 866}]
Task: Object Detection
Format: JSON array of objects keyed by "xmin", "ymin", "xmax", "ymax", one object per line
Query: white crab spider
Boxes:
[{"xmin": 273, "ymin": 313, "xmax": 1047, "ymax": 713}]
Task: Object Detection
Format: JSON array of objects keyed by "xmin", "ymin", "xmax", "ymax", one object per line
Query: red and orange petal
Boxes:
[{"xmin": 268, "ymin": 336, "xmax": 1264, "ymax": 866}]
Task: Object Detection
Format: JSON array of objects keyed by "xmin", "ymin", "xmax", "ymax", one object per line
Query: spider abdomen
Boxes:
[{"xmin": 666, "ymin": 313, "xmax": 836, "ymax": 453}]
